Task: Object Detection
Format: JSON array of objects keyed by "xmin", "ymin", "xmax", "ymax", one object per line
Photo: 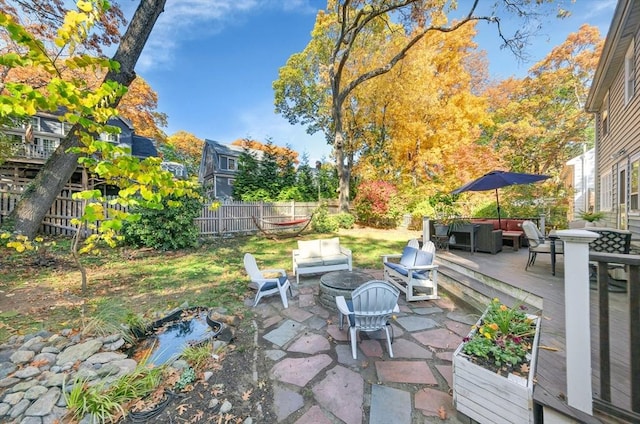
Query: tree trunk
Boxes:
[{"xmin": 8, "ymin": 0, "xmax": 167, "ymax": 238}]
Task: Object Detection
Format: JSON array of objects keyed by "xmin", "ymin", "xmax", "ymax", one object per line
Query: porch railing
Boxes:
[{"xmin": 590, "ymin": 251, "xmax": 640, "ymax": 422}]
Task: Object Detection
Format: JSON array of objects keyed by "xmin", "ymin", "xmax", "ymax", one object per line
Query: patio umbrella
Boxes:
[{"xmin": 451, "ymin": 170, "xmax": 550, "ymax": 228}]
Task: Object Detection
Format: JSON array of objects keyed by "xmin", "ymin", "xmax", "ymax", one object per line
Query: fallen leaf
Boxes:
[
  {"xmin": 438, "ymin": 405, "xmax": 447, "ymax": 419},
  {"xmin": 520, "ymin": 363, "xmax": 530, "ymax": 373},
  {"xmin": 190, "ymin": 410, "xmax": 204, "ymax": 422},
  {"xmin": 176, "ymin": 403, "xmax": 189, "ymax": 415},
  {"xmin": 242, "ymin": 389, "xmax": 252, "ymax": 401}
]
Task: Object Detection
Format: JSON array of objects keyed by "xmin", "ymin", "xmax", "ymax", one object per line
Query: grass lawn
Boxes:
[{"xmin": 0, "ymin": 227, "xmax": 421, "ymax": 342}]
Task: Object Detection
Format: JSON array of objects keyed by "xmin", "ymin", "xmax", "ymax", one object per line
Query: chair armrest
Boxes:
[
  {"xmin": 382, "ymin": 254, "xmax": 402, "ymax": 262},
  {"xmin": 335, "ymin": 296, "xmax": 350, "ymax": 315},
  {"xmin": 407, "ymin": 264, "xmax": 439, "ymax": 271},
  {"xmin": 339, "ymin": 247, "xmax": 352, "ymax": 256},
  {"xmin": 292, "ymin": 249, "xmax": 301, "ymax": 257}
]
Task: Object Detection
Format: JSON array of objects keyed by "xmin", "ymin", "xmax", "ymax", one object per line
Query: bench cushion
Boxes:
[
  {"xmin": 295, "ymin": 257, "xmax": 325, "ymax": 267},
  {"xmin": 321, "ymin": 238, "xmax": 342, "ymax": 256},
  {"xmin": 297, "ymin": 240, "xmax": 322, "ymax": 258},
  {"xmin": 322, "ymin": 254, "xmax": 349, "ymax": 266}
]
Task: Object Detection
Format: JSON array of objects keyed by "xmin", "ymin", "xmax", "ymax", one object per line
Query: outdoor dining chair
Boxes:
[
  {"xmin": 243, "ymin": 253, "xmax": 292, "ymax": 308},
  {"xmin": 522, "ymin": 220, "xmax": 563, "ymax": 272}
]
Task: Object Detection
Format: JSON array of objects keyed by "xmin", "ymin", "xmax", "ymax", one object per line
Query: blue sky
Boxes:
[{"xmin": 123, "ymin": 0, "xmax": 618, "ymax": 164}]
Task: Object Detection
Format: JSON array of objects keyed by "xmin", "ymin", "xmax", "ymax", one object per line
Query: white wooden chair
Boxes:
[
  {"xmin": 243, "ymin": 253, "xmax": 292, "ymax": 308},
  {"xmin": 336, "ymin": 280, "xmax": 400, "ymax": 359}
]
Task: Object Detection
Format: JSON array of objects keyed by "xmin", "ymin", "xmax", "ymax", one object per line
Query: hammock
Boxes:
[{"xmin": 252, "ymin": 214, "xmax": 313, "ymax": 239}]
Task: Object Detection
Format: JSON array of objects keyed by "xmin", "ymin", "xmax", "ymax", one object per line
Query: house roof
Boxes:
[
  {"xmin": 131, "ymin": 135, "xmax": 158, "ymax": 158},
  {"xmin": 585, "ymin": 0, "xmax": 640, "ymax": 111},
  {"xmin": 203, "ymin": 139, "xmax": 263, "ymax": 159}
]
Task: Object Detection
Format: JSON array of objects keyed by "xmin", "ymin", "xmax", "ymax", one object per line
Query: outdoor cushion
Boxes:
[
  {"xmin": 259, "ymin": 280, "xmax": 279, "ymax": 292},
  {"xmin": 322, "ymin": 255, "xmax": 349, "ymax": 266},
  {"xmin": 415, "ymin": 249, "xmax": 433, "ymax": 266},
  {"xmin": 399, "ymin": 246, "xmax": 418, "ymax": 267},
  {"xmin": 321, "ymin": 238, "xmax": 342, "ymax": 256},
  {"xmin": 383, "ymin": 262, "xmax": 430, "ymax": 279},
  {"xmin": 295, "ymin": 257, "xmax": 325, "ymax": 267},
  {"xmin": 297, "ymin": 240, "xmax": 322, "ymax": 258}
]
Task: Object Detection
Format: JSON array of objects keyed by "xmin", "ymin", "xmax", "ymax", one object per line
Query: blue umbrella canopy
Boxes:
[{"xmin": 451, "ymin": 170, "xmax": 550, "ymax": 227}]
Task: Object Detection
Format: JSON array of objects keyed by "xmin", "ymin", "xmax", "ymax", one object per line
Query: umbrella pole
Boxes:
[{"xmin": 495, "ymin": 189, "xmax": 501, "ymax": 229}]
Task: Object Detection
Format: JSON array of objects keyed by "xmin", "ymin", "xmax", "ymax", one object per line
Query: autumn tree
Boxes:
[
  {"xmin": 165, "ymin": 130, "xmax": 204, "ymax": 175},
  {"xmin": 274, "ymin": 0, "xmax": 567, "ymax": 211},
  {"xmin": 6, "ymin": 0, "xmax": 169, "ymax": 239}
]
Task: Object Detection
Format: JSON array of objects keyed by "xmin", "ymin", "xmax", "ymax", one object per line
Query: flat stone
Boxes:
[
  {"xmin": 375, "ymin": 361, "xmax": 438, "ymax": 385},
  {"xmin": 309, "ymin": 305, "xmax": 329, "ymax": 319},
  {"xmin": 110, "ymin": 359, "xmax": 137, "ymax": 376},
  {"xmin": 0, "ymin": 362, "xmax": 17, "ymax": 379},
  {"xmin": 293, "ymin": 405, "xmax": 333, "ymax": 424},
  {"xmin": 395, "ymin": 316, "xmax": 438, "ymax": 332},
  {"xmin": 282, "ymin": 306, "xmax": 314, "ymax": 322},
  {"xmin": 0, "ymin": 377, "xmax": 19, "ymax": 388},
  {"xmin": 0, "ymin": 402, "xmax": 9, "ymax": 416},
  {"xmin": 436, "ymin": 351, "xmax": 453, "ymax": 362},
  {"xmin": 43, "ymin": 373, "xmax": 67, "ymax": 388},
  {"xmin": 10, "ymin": 350, "xmax": 34, "ymax": 365},
  {"xmin": 415, "ymin": 387, "xmax": 457, "ymax": 418},
  {"xmin": 435, "ymin": 364, "xmax": 453, "ymax": 389},
  {"xmin": 9, "ymin": 398, "xmax": 30, "ymax": 418},
  {"xmin": 272, "ymin": 384, "xmax": 304, "ymax": 421},
  {"xmin": 287, "ymin": 334, "xmax": 329, "ymax": 354},
  {"xmin": 359, "ymin": 339, "xmax": 383, "ymax": 358},
  {"xmin": 15, "ymin": 366, "xmax": 40, "ymax": 379},
  {"xmin": 412, "ymin": 328, "xmax": 462, "ymax": 350},
  {"xmin": 445, "ymin": 319, "xmax": 473, "ymax": 337},
  {"xmin": 103, "ymin": 338, "xmax": 125, "ymax": 351},
  {"xmin": 262, "ymin": 315, "xmax": 283, "ymax": 329},
  {"xmin": 306, "ymin": 316, "xmax": 327, "ymax": 330},
  {"xmin": 21, "ymin": 415, "xmax": 43, "ymax": 424},
  {"xmin": 75, "ymin": 367, "xmax": 98, "ymax": 381},
  {"xmin": 56, "ymin": 339, "xmax": 103, "ymax": 366},
  {"xmin": 271, "ymin": 354, "xmax": 331, "ymax": 387},
  {"xmin": 312, "ymin": 365, "xmax": 363, "ymax": 424},
  {"xmin": 447, "ymin": 310, "xmax": 479, "ymax": 325},
  {"xmin": 264, "ymin": 350, "xmax": 286, "ymax": 362},
  {"xmin": 24, "ymin": 385, "xmax": 48, "ymax": 400},
  {"xmin": 412, "ymin": 306, "xmax": 443, "ymax": 315},
  {"xmin": 11, "ymin": 380, "xmax": 37, "ymax": 392},
  {"xmin": 335, "ymin": 345, "xmax": 362, "ymax": 366},
  {"xmin": 85, "ymin": 352, "xmax": 127, "ymax": 364},
  {"xmin": 369, "ymin": 384, "xmax": 411, "ymax": 424},
  {"xmin": 4, "ymin": 391, "xmax": 24, "ymax": 405},
  {"xmin": 19, "ymin": 336, "xmax": 43, "ymax": 351},
  {"xmin": 433, "ymin": 297, "xmax": 456, "ymax": 311},
  {"xmin": 25, "ymin": 387, "xmax": 60, "ymax": 416},
  {"xmin": 43, "ymin": 405, "xmax": 67, "ymax": 423},
  {"xmin": 32, "ymin": 353, "xmax": 56, "ymax": 367},
  {"xmin": 325, "ymin": 325, "xmax": 348, "ymax": 342},
  {"xmin": 263, "ymin": 320, "xmax": 305, "ymax": 347},
  {"xmin": 392, "ymin": 339, "xmax": 432, "ymax": 359},
  {"xmin": 298, "ymin": 293, "xmax": 315, "ymax": 308}
]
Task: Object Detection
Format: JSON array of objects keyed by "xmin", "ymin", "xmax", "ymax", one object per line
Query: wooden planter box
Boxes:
[{"xmin": 452, "ymin": 313, "xmax": 541, "ymax": 424}]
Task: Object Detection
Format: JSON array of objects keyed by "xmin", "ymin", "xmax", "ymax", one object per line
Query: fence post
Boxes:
[{"xmin": 558, "ymin": 229, "xmax": 599, "ymax": 414}]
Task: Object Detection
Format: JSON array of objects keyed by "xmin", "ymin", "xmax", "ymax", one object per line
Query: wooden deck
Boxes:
[{"xmin": 437, "ymin": 247, "xmax": 630, "ymax": 422}]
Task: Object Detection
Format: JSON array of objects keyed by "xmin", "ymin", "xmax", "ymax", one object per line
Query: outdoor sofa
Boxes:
[{"xmin": 292, "ymin": 237, "xmax": 352, "ymax": 284}]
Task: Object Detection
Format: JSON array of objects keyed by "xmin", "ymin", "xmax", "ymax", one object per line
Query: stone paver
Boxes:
[
  {"xmin": 287, "ymin": 334, "xmax": 330, "ymax": 354},
  {"xmin": 375, "ymin": 361, "xmax": 438, "ymax": 385},
  {"xmin": 445, "ymin": 319, "xmax": 472, "ymax": 337},
  {"xmin": 369, "ymin": 384, "xmax": 411, "ymax": 424},
  {"xmin": 282, "ymin": 306, "xmax": 314, "ymax": 322},
  {"xmin": 263, "ymin": 319, "xmax": 306, "ymax": 347},
  {"xmin": 294, "ymin": 405, "xmax": 333, "ymax": 424},
  {"xmin": 273, "ymin": 384, "xmax": 304, "ymax": 421},
  {"xmin": 392, "ymin": 339, "xmax": 432, "ymax": 359},
  {"xmin": 395, "ymin": 315, "xmax": 438, "ymax": 332},
  {"xmin": 415, "ymin": 387, "xmax": 458, "ymax": 418},
  {"xmin": 413, "ymin": 328, "xmax": 462, "ymax": 350},
  {"xmin": 436, "ymin": 364, "xmax": 453, "ymax": 389},
  {"xmin": 271, "ymin": 354, "xmax": 332, "ymax": 387},
  {"xmin": 313, "ymin": 365, "xmax": 363, "ymax": 424}
]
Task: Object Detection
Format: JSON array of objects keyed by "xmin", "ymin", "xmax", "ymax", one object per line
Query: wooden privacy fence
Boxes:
[{"xmin": 1, "ymin": 191, "xmax": 336, "ymax": 237}]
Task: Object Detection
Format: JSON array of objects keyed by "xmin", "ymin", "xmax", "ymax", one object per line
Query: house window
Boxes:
[
  {"xmin": 36, "ymin": 137, "xmax": 59, "ymax": 155},
  {"xmin": 631, "ymin": 158, "xmax": 639, "ymax": 211},
  {"xmin": 602, "ymin": 91, "xmax": 610, "ymax": 136},
  {"xmin": 600, "ymin": 172, "xmax": 612, "ymax": 211},
  {"xmin": 625, "ymin": 39, "xmax": 635, "ymax": 104},
  {"xmin": 219, "ymin": 156, "xmax": 237, "ymax": 171},
  {"xmin": 100, "ymin": 132, "xmax": 118, "ymax": 143}
]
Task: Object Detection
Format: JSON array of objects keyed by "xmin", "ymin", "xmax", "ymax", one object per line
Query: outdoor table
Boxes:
[
  {"xmin": 318, "ymin": 270, "xmax": 374, "ymax": 310},
  {"xmin": 502, "ymin": 231, "xmax": 522, "ymax": 251}
]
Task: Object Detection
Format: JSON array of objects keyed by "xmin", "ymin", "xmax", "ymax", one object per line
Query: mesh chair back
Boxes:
[{"xmin": 350, "ymin": 280, "xmax": 399, "ymax": 332}]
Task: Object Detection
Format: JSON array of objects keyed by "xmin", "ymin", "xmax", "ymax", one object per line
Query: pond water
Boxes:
[{"xmin": 131, "ymin": 309, "xmax": 221, "ymax": 366}]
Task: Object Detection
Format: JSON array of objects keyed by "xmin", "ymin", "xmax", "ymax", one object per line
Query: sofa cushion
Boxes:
[
  {"xmin": 321, "ymin": 237, "xmax": 342, "ymax": 256},
  {"xmin": 297, "ymin": 240, "xmax": 321, "ymax": 258},
  {"xmin": 399, "ymin": 246, "xmax": 418, "ymax": 267},
  {"xmin": 295, "ymin": 257, "xmax": 325, "ymax": 267},
  {"xmin": 506, "ymin": 220, "xmax": 524, "ymax": 232},
  {"xmin": 384, "ymin": 262, "xmax": 410, "ymax": 277},
  {"xmin": 322, "ymin": 254, "xmax": 348, "ymax": 266},
  {"xmin": 414, "ymin": 250, "xmax": 433, "ymax": 267}
]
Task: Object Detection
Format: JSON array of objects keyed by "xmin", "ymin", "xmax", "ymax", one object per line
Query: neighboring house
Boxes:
[
  {"xmin": 585, "ymin": 0, "xmax": 640, "ymax": 246},
  {"xmin": 198, "ymin": 139, "xmax": 262, "ymax": 199},
  {"xmin": 1, "ymin": 111, "xmax": 184, "ymax": 193},
  {"xmin": 563, "ymin": 148, "xmax": 595, "ymax": 222}
]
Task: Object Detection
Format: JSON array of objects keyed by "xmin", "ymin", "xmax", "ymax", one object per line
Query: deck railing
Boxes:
[{"xmin": 590, "ymin": 251, "xmax": 640, "ymax": 422}]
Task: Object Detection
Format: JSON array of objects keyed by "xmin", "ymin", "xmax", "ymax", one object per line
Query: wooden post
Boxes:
[
  {"xmin": 557, "ymin": 229, "xmax": 599, "ymax": 414},
  {"xmin": 422, "ymin": 217, "xmax": 431, "ymax": 246}
]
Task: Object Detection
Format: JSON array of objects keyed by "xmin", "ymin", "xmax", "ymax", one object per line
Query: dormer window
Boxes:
[
  {"xmin": 219, "ymin": 156, "xmax": 237, "ymax": 171},
  {"xmin": 100, "ymin": 132, "xmax": 119, "ymax": 143}
]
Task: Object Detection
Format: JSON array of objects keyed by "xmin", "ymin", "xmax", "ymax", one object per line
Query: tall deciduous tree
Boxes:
[
  {"xmin": 7, "ymin": 0, "xmax": 168, "ymax": 238},
  {"xmin": 274, "ymin": 0, "xmax": 565, "ymax": 211}
]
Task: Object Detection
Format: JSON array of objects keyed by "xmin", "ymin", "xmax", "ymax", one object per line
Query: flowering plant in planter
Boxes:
[{"xmin": 461, "ymin": 298, "xmax": 538, "ymax": 377}]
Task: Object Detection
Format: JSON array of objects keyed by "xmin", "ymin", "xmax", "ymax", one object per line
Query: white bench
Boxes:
[
  {"xmin": 382, "ymin": 245, "xmax": 439, "ymax": 301},
  {"xmin": 292, "ymin": 237, "xmax": 352, "ymax": 284}
]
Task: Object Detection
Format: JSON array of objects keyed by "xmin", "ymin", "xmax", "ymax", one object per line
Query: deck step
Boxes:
[{"xmin": 435, "ymin": 255, "xmax": 543, "ymax": 313}]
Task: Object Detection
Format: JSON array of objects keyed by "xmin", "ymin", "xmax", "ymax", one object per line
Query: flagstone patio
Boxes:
[{"xmin": 252, "ymin": 270, "xmax": 477, "ymax": 423}]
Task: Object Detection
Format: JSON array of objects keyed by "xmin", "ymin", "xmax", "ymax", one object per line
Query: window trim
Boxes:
[
  {"xmin": 219, "ymin": 155, "xmax": 237, "ymax": 171},
  {"xmin": 600, "ymin": 171, "xmax": 613, "ymax": 211},
  {"xmin": 625, "ymin": 38, "xmax": 636, "ymax": 104},
  {"xmin": 631, "ymin": 155, "xmax": 640, "ymax": 213},
  {"xmin": 602, "ymin": 91, "xmax": 610, "ymax": 136}
]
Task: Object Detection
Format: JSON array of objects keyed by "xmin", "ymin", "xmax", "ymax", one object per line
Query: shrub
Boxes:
[
  {"xmin": 311, "ymin": 203, "xmax": 339, "ymax": 233},
  {"xmin": 407, "ymin": 200, "xmax": 435, "ymax": 230},
  {"xmin": 334, "ymin": 212, "xmax": 355, "ymax": 229},
  {"xmin": 353, "ymin": 180, "xmax": 402, "ymax": 228},
  {"xmin": 122, "ymin": 194, "xmax": 203, "ymax": 250}
]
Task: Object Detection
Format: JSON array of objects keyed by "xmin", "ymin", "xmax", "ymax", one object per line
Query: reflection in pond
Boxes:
[{"xmin": 132, "ymin": 310, "xmax": 220, "ymax": 366}]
